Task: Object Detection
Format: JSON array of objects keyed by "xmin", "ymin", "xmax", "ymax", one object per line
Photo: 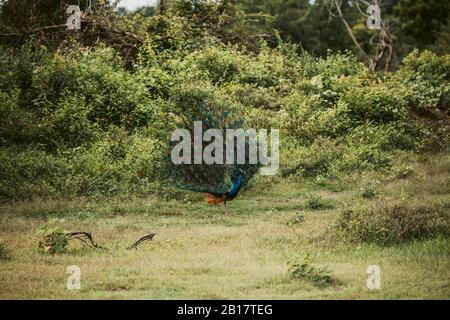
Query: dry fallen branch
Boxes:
[
  {"xmin": 39, "ymin": 230, "xmax": 106, "ymax": 254},
  {"xmin": 66, "ymin": 231, "xmax": 106, "ymax": 250},
  {"xmin": 127, "ymin": 233, "xmax": 156, "ymax": 250}
]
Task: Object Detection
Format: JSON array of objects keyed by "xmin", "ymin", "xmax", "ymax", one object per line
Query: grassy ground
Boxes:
[{"xmin": 0, "ymin": 153, "xmax": 449, "ymax": 299}]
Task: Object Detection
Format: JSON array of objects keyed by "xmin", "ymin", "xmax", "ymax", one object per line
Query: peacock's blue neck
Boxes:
[{"xmin": 227, "ymin": 175, "xmax": 244, "ymax": 198}]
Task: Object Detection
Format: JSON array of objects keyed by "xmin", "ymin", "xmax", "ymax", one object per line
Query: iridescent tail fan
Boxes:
[{"xmin": 161, "ymin": 102, "xmax": 260, "ymax": 211}]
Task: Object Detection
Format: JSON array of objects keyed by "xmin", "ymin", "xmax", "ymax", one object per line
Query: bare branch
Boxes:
[
  {"xmin": 333, "ymin": 0, "xmax": 373, "ymax": 68},
  {"xmin": 66, "ymin": 232, "xmax": 107, "ymax": 250},
  {"xmin": 355, "ymin": 1, "xmax": 368, "ymax": 17},
  {"xmin": 329, "ymin": 0, "xmax": 395, "ymax": 71},
  {"xmin": 127, "ymin": 233, "xmax": 156, "ymax": 250}
]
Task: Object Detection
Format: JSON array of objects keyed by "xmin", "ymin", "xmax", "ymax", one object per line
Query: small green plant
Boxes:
[
  {"xmin": 38, "ymin": 229, "xmax": 69, "ymax": 254},
  {"xmin": 304, "ymin": 193, "xmax": 332, "ymax": 210},
  {"xmin": 0, "ymin": 241, "xmax": 11, "ymax": 260},
  {"xmin": 287, "ymin": 212, "xmax": 305, "ymax": 226},
  {"xmin": 395, "ymin": 165, "xmax": 415, "ymax": 179},
  {"xmin": 359, "ymin": 181, "xmax": 380, "ymax": 199},
  {"xmin": 37, "ymin": 229, "xmax": 104, "ymax": 254},
  {"xmin": 288, "ymin": 255, "xmax": 334, "ymax": 287}
]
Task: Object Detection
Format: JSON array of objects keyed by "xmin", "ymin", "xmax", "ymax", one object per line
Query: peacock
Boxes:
[{"xmin": 161, "ymin": 101, "xmax": 260, "ymax": 212}]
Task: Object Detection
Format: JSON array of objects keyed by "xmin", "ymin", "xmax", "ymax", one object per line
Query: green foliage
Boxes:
[
  {"xmin": 0, "ymin": 129, "xmax": 164, "ymax": 199},
  {"xmin": 38, "ymin": 229, "xmax": 69, "ymax": 254},
  {"xmin": 177, "ymin": 45, "xmax": 245, "ymax": 85},
  {"xmin": 334, "ymin": 202, "xmax": 450, "ymax": 245},
  {"xmin": 304, "ymin": 193, "xmax": 332, "ymax": 210},
  {"xmin": 287, "ymin": 212, "xmax": 305, "ymax": 226},
  {"xmin": 395, "ymin": 0, "xmax": 450, "ymax": 48},
  {"xmin": 0, "ymin": 241, "xmax": 11, "ymax": 260},
  {"xmin": 281, "ymin": 137, "xmax": 343, "ymax": 178},
  {"xmin": 359, "ymin": 181, "xmax": 380, "ymax": 199},
  {"xmin": 0, "ymin": 147, "xmax": 68, "ymax": 200},
  {"xmin": 288, "ymin": 255, "xmax": 334, "ymax": 287},
  {"xmin": 0, "ymin": 10, "xmax": 448, "ymax": 200},
  {"xmin": 239, "ymin": 0, "xmax": 354, "ymax": 56},
  {"xmin": 32, "ymin": 47, "xmax": 156, "ymax": 132},
  {"xmin": 395, "ymin": 50, "xmax": 450, "ymax": 113}
]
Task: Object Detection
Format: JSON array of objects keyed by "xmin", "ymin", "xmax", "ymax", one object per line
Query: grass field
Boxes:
[{"xmin": 0, "ymin": 153, "xmax": 449, "ymax": 300}]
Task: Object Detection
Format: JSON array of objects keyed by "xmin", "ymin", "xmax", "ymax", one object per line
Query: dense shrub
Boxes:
[
  {"xmin": 176, "ymin": 46, "xmax": 245, "ymax": 85},
  {"xmin": 394, "ymin": 50, "xmax": 450, "ymax": 113},
  {"xmin": 0, "ymin": 37, "xmax": 448, "ymax": 200},
  {"xmin": 0, "ymin": 147, "xmax": 68, "ymax": 200},
  {"xmin": 334, "ymin": 202, "xmax": 450, "ymax": 244},
  {"xmin": 32, "ymin": 47, "xmax": 157, "ymax": 132},
  {"xmin": 0, "ymin": 129, "xmax": 164, "ymax": 199},
  {"xmin": 280, "ymin": 137, "xmax": 346, "ymax": 178}
]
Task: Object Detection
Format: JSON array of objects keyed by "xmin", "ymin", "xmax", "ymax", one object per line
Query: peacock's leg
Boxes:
[{"xmin": 224, "ymin": 199, "xmax": 228, "ymax": 214}]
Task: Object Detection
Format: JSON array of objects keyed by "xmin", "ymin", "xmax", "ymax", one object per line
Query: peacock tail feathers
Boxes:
[{"xmin": 161, "ymin": 96, "xmax": 260, "ymax": 197}]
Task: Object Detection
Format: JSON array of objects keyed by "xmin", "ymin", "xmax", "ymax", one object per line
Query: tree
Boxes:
[
  {"xmin": 328, "ymin": 0, "xmax": 395, "ymax": 71},
  {"xmin": 0, "ymin": 0, "xmax": 143, "ymax": 54},
  {"xmin": 395, "ymin": 0, "xmax": 449, "ymax": 47},
  {"xmin": 238, "ymin": 0, "xmax": 354, "ymax": 56}
]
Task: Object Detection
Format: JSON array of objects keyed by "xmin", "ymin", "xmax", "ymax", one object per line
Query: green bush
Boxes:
[
  {"xmin": 281, "ymin": 137, "xmax": 345, "ymax": 178},
  {"xmin": 0, "ymin": 127, "xmax": 164, "ymax": 200},
  {"xmin": 38, "ymin": 229, "xmax": 69, "ymax": 254},
  {"xmin": 177, "ymin": 45, "xmax": 244, "ymax": 85},
  {"xmin": 228, "ymin": 84, "xmax": 282, "ymax": 114},
  {"xmin": 0, "ymin": 147, "xmax": 70, "ymax": 200},
  {"xmin": 340, "ymin": 142, "xmax": 393, "ymax": 172},
  {"xmin": 345, "ymin": 123, "xmax": 423, "ymax": 152},
  {"xmin": 39, "ymin": 95, "xmax": 99, "ymax": 149},
  {"xmin": 304, "ymin": 193, "xmax": 333, "ymax": 210},
  {"xmin": 359, "ymin": 181, "xmax": 380, "ymax": 199},
  {"xmin": 340, "ymin": 82, "xmax": 407, "ymax": 125},
  {"xmin": 0, "ymin": 37, "xmax": 449, "ymax": 200},
  {"xmin": 395, "ymin": 50, "xmax": 450, "ymax": 113},
  {"xmin": 288, "ymin": 255, "xmax": 334, "ymax": 287},
  {"xmin": 334, "ymin": 202, "xmax": 450, "ymax": 244},
  {"xmin": 240, "ymin": 43, "xmax": 301, "ymax": 88},
  {"xmin": 33, "ymin": 47, "xmax": 156, "ymax": 132},
  {"xmin": 0, "ymin": 241, "xmax": 11, "ymax": 260}
]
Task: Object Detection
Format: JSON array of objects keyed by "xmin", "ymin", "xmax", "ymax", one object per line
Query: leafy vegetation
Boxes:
[
  {"xmin": 38, "ymin": 229, "xmax": 70, "ymax": 254},
  {"xmin": 0, "ymin": 0, "xmax": 448, "ymax": 299},
  {"xmin": 0, "ymin": 44, "xmax": 448, "ymax": 200},
  {"xmin": 304, "ymin": 193, "xmax": 333, "ymax": 210},
  {"xmin": 288, "ymin": 255, "xmax": 335, "ymax": 287},
  {"xmin": 0, "ymin": 241, "xmax": 11, "ymax": 260},
  {"xmin": 334, "ymin": 202, "xmax": 450, "ymax": 245},
  {"xmin": 286, "ymin": 212, "xmax": 305, "ymax": 226}
]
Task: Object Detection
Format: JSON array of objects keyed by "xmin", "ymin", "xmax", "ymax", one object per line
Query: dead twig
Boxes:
[
  {"xmin": 66, "ymin": 231, "xmax": 107, "ymax": 250},
  {"xmin": 127, "ymin": 233, "xmax": 156, "ymax": 250}
]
